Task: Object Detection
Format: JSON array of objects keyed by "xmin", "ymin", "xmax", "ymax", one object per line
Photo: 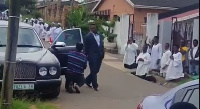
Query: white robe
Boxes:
[
  {"xmin": 151, "ymin": 43, "xmax": 162, "ymax": 70},
  {"xmin": 160, "ymin": 50, "xmax": 172, "ymax": 74},
  {"xmin": 123, "ymin": 43, "xmax": 138, "ymax": 65},
  {"xmin": 136, "ymin": 52, "xmax": 151, "ymax": 76},
  {"xmin": 165, "ymin": 52, "xmax": 184, "ymax": 81},
  {"xmin": 33, "ymin": 23, "xmax": 40, "ymax": 35},
  {"xmin": 49, "ymin": 27, "xmax": 57, "ymax": 40},
  {"xmin": 39, "ymin": 24, "xmax": 44, "ymax": 38},
  {"xmin": 52, "ymin": 27, "xmax": 62, "ymax": 41}
]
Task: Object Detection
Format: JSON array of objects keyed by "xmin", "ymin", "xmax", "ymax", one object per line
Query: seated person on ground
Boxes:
[{"xmin": 65, "ymin": 42, "xmax": 87, "ymax": 94}]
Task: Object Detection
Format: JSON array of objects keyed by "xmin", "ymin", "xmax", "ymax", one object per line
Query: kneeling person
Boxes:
[
  {"xmin": 136, "ymin": 45, "xmax": 151, "ymax": 77},
  {"xmin": 65, "ymin": 43, "xmax": 87, "ymax": 93}
]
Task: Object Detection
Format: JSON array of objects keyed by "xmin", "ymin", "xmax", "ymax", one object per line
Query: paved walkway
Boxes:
[{"xmin": 50, "ymin": 54, "xmax": 169, "ymax": 109}]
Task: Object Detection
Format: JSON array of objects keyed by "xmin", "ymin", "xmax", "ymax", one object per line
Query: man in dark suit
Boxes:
[{"xmin": 85, "ymin": 23, "xmax": 104, "ymax": 91}]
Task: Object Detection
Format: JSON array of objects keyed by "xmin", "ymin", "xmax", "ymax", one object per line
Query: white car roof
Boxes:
[{"xmin": 0, "ymin": 20, "xmax": 33, "ymax": 28}]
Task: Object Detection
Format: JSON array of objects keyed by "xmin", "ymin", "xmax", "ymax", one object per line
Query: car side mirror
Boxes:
[{"xmin": 52, "ymin": 42, "xmax": 66, "ymax": 48}]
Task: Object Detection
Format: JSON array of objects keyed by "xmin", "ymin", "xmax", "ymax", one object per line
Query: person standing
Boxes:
[
  {"xmin": 179, "ymin": 40, "xmax": 189, "ymax": 73},
  {"xmin": 165, "ymin": 45, "xmax": 184, "ymax": 81},
  {"xmin": 136, "ymin": 44, "xmax": 151, "ymax": 76},
  {"xmin": 85, "ymin": 23, "xmax": 104, "ymax": 91},
  {"xmin": 188, "ymin": 39, "xmax": 199, "ymax": 75},
  {"xmin": 52, "ymin": 23, "xmax": 62, "ymax": 42},
  {"xmin": 123, "ymin": 38, "xmax": 138, "ymax": 69},
  {"xmin": 49, "ymin": 22, "xmax": 56, "ymax": 43},
  {"xmin": 151, "ymin": 36, "xmax": 162, "ymax": 71},
  {"xmin": 33, "ymin": 20, "xmax": 40, "ymax": 36},
  {"xmin": 160, "ymin": 43, "xmax": 172, "ymax": 77}
]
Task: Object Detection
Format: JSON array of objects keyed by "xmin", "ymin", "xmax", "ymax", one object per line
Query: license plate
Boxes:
[{"xmin": 13, "ymin": 84, "xmax": 34, "ymax": 90}]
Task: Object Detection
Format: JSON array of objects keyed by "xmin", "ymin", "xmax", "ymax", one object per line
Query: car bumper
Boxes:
[{"xmin": 0, "ymin": 78, "xmax": 62, "ymax": 94}]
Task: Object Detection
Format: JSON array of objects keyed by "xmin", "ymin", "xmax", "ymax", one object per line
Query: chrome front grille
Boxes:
[{"xmin": 15, "ymin": 63, "xmax": 36, "ymax": 79}]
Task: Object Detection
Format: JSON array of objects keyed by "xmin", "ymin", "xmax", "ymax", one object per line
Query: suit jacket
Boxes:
[{"xmin": 85, "ymin": 32, "xmax": 104, "ymax": 61}]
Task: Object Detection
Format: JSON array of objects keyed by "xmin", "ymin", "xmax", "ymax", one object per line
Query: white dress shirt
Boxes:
[
  {"xmin": 93, "ymin": 33, "xmax": 100, "ymax": 46},
  {"xmin": 189, "ymin": 46, "xmax": 199, "ymax": 61}
]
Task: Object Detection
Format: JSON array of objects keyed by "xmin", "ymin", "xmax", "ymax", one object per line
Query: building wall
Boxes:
[
  {"xmin": 134, "ymin": 8, "xmax": 168, "ymax": 34},
  {"xmin": 97, "ymin": 0, "xmax": 134, "ymax": 20}
]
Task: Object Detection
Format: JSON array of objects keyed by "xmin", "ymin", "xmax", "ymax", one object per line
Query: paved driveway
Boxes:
[{"xmin": 50, "ymin": 54, "xmax": 169, "ymax": 109}]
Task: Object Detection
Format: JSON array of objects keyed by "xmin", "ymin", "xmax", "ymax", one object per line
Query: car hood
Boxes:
[{"xmin": 0, "ymin": 48, "xmax": 56, "ymax": 64}]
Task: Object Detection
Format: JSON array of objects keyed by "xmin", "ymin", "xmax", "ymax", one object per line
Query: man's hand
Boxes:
[
  {"xmin": 156, "ymin": 59, "xmax": 160, "ymax": 65},
  {"xmin": 170, "ymin": 55, "xmax": 174, "ymax": 60},
  {"xmin": 162, "ymin": 65, "xmax": 168, "ymax": 70},
  {"xmin": 138, "ymin": 58, "xmax": 144, "ymax": 61}
]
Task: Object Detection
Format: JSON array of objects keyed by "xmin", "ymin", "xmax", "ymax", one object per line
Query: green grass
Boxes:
[
  {"xmin": 22, "ymin": 14, "xmax": 33, "ymax": 21},
  {"xmin": 0, "ymin": 99, "xmax": 58, "ymax": 109},
  {"xmin": 177, "ymin": 77, "xmax": 193, "ymax": 85}
]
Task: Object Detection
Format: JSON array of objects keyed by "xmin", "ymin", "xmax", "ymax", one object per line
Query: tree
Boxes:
[{"xmin": 5, "ymin": 0, "xmax": 36, "ymax": 8}]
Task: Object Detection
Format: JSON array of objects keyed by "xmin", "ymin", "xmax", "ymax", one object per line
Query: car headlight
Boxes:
[
  {"xmin": 49, "ymin": 67, "xmax": 57, "ymax": 75},
  {"xmin": 39, "ymin": 67, "xmax": 48, "ymax": 76}
]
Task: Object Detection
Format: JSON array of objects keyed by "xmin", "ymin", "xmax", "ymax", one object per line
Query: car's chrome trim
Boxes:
[{"xmin": 0, "ymin": 78, "xmax": 62, "ymax": 83}]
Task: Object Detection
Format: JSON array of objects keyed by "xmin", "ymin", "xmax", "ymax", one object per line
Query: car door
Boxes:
[
  {"xmin": 49, "ymin": 28, "xmax": 84, "ymax": 74},
  {"xmin": 172, "ymin": 84, "xmax": 199, "ymax": 109}
]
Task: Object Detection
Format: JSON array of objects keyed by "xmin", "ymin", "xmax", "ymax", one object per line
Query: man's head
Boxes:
[
  {"xmin": 193, "ymin": 39, "xmax": 198, "ymax": 47},
  {"xmin": 170, "ymin": 102, "xmax": 197, "ymax": 109},
  {"xmin": 51, "ymin": 22, "xmax": 55, "ymax": 27},
  {"xmin": 57, "ymin": 23, "xmax": 61, "ymax": 28},
  {"xmin": 180, "ymin": 40, "xmax": 186, "ymax": 47},
  {"xmin": 76, "ymin": 42, "xmax": 84, "ymax": 52},
  {"xmin": 143, "ymin": 44, "xmax": 148, "ymax": 53},
  {"xmin": 173, "ymin": 45, "xmax": 179, "ymax": 53},
  {"xmin": 90, "ymin": 23, "xmax": 97, "ymax": 34},
  {"xmin": 165, "ymin": 43, "xmax": 170, "ymax": 50},
  {"xmin": 128, "ymin": 37, "xmax": 133, "ymax": 44},
  {"xmin": 153, "ymin": 36, "xmax": 159, "ymax": 44}
]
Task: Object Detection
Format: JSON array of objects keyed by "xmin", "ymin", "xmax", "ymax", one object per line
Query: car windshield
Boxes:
[
  {"xmin": 55, "ymin": 29, "xmax": 82, "ymax": 46},
  {"xmin": 0, "ymin": 27, "xmax": 42, "ymax": 48}
]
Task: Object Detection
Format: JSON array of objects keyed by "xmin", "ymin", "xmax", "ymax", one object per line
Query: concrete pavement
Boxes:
[{"xmin": 50, "ymin": 54, "xmax": 169, "ymax": 109}]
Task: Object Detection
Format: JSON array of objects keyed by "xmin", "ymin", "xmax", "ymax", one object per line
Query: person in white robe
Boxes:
[
  {"xmin": 33, "ymin": 20, "xmax": 40, "ymax": 36},
  {"xmin": 160, "ymin": 43, "xmax": 172, "ymax": 77},
  {"xmin": 39, "ymin": 22, "xmax": 45, "ymax": 39},
  {"xmin": 151, "ymin": 36, "xmax": 162, "ymax": 71},
  {"xmin": 49, "ymin": 22, "xmax": 56, "ymax": 42},
  {"xmin": 123, "ymin": 38, "xmax": 138, "ymax": 69},
  {"xmin": 136, "ymin": 45, "xmax": 151, "ymax": 76},
  {"xmin": 52, "ymin": 23, "xmax": 63, "ymax": 41},
  {"xmin": 165, "ymin": 45, "xmax": 184, "ymax": 81}
]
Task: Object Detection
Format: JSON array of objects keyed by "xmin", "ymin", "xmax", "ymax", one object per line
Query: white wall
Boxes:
[
  {"xmin": 159, "ymin": 21, "xmax": 172, "ymax": 51},
  {"xmin": 193, "ymin": 19, "xmax": 199, "ymax": 44},
  {"xmin": 116, "ymin": 14, "xmax": 129, "ymax": 54}
]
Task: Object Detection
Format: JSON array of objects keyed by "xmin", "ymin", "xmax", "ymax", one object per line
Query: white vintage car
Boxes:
[{"xmin": 137, "ymin": 80, "xmax": 199, "ymax": 109}]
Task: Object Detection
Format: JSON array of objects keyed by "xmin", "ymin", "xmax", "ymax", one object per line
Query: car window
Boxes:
[
  {"xmin": 189, "ymin": 89, "xmax": 199, "ymax": 109},
  {"xmin": 55, "ymin": 29, "xmax": 82, "ymax": 46},
  {"xmin": 172, "ymin": 88, "xmax": 185, "ymax": 103},
  {"xmin": 0, "ymin": 27, "xmax": 42, "ymax": 47},
  {"xmin": 183, "ymin": 90, "xmax": 193, "ymax": 102}
]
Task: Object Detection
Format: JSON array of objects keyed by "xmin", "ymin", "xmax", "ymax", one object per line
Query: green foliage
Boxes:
[
  {"xmin": 5, "ymin": 0, "xmax": 36, "ymax": 8},
  {"xmin": 0, "ymin": 99, "xmax": 57, "ymax": 109},
  {"xmin": 66, "ymin": 6, "xmax": 117, "ymax": 42},
  {"xmin": 33, "ymin": 11, "xmax": 42, "ymax": 19}
]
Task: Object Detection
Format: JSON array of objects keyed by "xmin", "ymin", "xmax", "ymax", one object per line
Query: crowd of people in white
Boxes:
[
  {"xmin": 24, "ymin": 18, "xmax": 63, "ymax": 43},
  {"xmin": 124, "ymin": 36, "xmax": 199, "ymax": 81}
]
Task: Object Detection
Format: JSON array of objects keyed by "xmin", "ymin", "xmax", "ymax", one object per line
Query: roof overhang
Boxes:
[
  {"xmin": 134, "ymin": 5, "xmax": 177, "ymax": 10},
  {"xmin": 160, "ymin": 9, "xmax": 199, "ymax": 22}
]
